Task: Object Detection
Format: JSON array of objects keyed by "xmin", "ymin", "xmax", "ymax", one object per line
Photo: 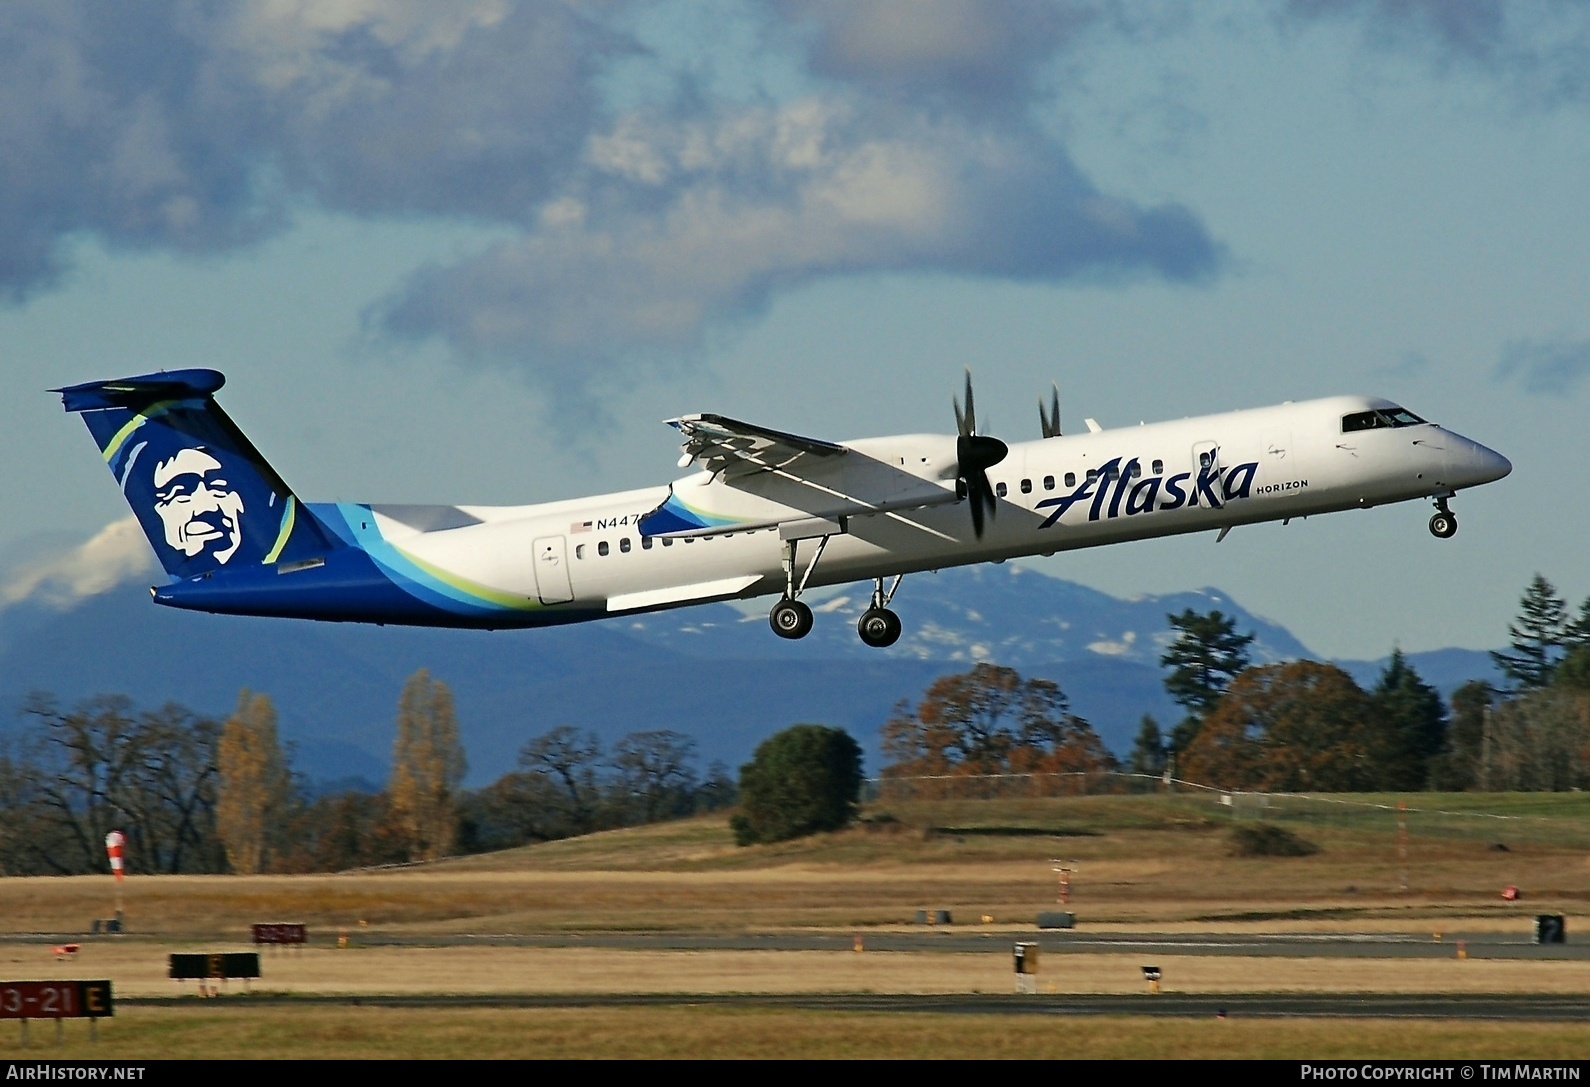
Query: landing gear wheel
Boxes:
[
  {"xmin": 1429, "ymin": 511, "xmax": 1457, "ymax": 539},
  {"xmin": 857, "ymin": 607, "xmax": 902, "ymax": 648},
  {"xmin": 770, "ymin": 598, "xmax": 814, "ymax": 639}
]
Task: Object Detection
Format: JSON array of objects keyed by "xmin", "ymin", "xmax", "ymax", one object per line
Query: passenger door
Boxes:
[{"xmin": 533, "ymin": 535, "xmax": 575, "ymax": 604}]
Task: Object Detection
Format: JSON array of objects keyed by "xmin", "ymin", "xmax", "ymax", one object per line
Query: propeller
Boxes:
[
  {"xmin": 953, "ymin": 369, "xmax": 1008, "ymax": 538},
  {"xmin": 1039, "ymin": 383, "xmax": 1062, "ymax": 439}
]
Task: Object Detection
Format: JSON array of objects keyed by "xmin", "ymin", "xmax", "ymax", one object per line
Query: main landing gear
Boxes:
[
  {"xmin": 769, "ymin": 532, "xmax": 830, "ymax": 640},
  {"xmin": 767, "ymin": 531, "xmax": 905, "ymax": 648},
  {"xmin": 857, "ymin": 576, "xmax": 904, "ymax": 648},
  {"xmin": 1429, "ymin": 494, "xmax": 1458, "ymax": 539}
]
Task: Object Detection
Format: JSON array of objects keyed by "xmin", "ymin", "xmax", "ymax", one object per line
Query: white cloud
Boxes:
[{"xmin": 1, "ymin": 517, "xmax": 156, "ymax": 609}]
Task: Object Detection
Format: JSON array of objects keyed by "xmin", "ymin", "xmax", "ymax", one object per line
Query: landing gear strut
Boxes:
[
  {"xmin": 768, "ymin": 533, "xmax": 831, "ymax": 640},
  {"xmin": 1429, "ymin": 495, "xmax": 1457, "ymax": 539},
  {"xmin": 857, "ymin": 575, "xmax": 903, "ymax": 648}
]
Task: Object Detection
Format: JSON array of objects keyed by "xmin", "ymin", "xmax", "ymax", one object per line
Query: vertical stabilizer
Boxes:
[{"xmin": 55, "ymin": 369, "xmax": 337, "ymax": 578}]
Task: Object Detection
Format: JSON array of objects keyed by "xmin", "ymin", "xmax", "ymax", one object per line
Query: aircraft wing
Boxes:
[
  {"xmin": 642, "ymin": 414, "xmax": 959, "ymax": 538},
  {"xmin": 669, "ymin": 413, "xmax": 847, "ymax": 475}
]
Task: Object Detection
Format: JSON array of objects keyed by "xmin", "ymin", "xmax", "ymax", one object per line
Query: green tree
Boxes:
[
  {"xmin": 1555, "ymin": 644, "xmax": 1590, "ymax": 692},
  {"xmin": 1161, "ymin": 609, "xmax": 1255, "ymax": 752},
  {"xmin": 1564, "ymin": 598, "xmax": 1590, "ymax": 651},
  {"xmin": 1126, "ymin": 715, "xmax": 1167, "ymax": 778},
  {"xmin": 732, "ymin": 725, "xmax": 863, "ymax": 846},
  {"xmin": 1428, "ymin": 680, "xmax": 1492, "ymax": 791},
  {"xmin": 1491, "ymin": 574, "xmax": 1569, "ymax": 689},
  {"xmin": 216, "ymin": 690, "xmax": 293, "ymax": 874},
  {"xmin": 389, "ymin": 669, "xmax": 468, "ymax": 861},
  {"xmin": 1366, "ymin": 649, "xmax": 1447, "ymax": 790}
]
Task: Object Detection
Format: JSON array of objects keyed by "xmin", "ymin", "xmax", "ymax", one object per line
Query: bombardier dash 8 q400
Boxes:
[{"xmin": 56, "ymin": 369, "xmax": 1511, "ymax": 647}]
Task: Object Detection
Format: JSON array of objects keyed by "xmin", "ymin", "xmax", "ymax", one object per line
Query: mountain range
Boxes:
[{"xmin": 0, "ymin": 560, "xmax": 1500, "ymax": 787}]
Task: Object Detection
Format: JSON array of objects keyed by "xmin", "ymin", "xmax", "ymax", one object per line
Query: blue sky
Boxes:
[{"xmin": 1, "ymin": 0, "xmax": 1587, "ymax": 658}]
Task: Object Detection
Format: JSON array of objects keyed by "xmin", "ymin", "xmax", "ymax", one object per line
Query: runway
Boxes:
[
  {"xmin": 342, "ymin": 929, "xmax": 1586, "ymax": 960},
  {"xmin": 117, "ymin": 991, "xmax": 1590, "ymax": 1020}
]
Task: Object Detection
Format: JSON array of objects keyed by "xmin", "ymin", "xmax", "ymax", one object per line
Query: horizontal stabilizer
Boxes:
[{"xmin": 54, "ymin": 369, "xmax": 227, "ymax": 413}]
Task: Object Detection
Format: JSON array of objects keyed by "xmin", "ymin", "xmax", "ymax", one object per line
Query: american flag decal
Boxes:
[{"xmin": 570, "ymin": 521, "xmax": 592, "ymax": 534}]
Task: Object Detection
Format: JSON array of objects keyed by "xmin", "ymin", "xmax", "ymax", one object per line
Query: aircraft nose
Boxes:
[{"xmin": 1453, "ymin": 436, "xmax": 1511, "ymax": 486}]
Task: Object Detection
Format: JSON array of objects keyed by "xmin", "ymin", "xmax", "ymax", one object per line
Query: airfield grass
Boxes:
[
  {"xmin": 2, "ymin": 1006, "xmax": 1588, "ymax": 1060},
  {"xmin": 3, "ymin": 793, "xmax": 1587, "ymax": 1058},
  {"xmin": 1, "ymin": 792, "xmax": 1584, "ymax": 937}
]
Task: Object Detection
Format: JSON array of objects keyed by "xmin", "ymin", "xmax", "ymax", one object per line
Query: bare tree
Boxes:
[
  {"xmin": 611, "ymin": 730, "xmax": 698, "ymax": 824},
  {"xmin": 518, "ymin": 726, "xmax": 604, "ymax": 834}
]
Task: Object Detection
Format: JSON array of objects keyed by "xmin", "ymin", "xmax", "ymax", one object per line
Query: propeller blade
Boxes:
[
  {"xmin": 956, "ymin": 433, "xmax": 1008, "ymax": 539},
  {"xmin": 954, "ymin": 369, "xmax": 976, "ymax": 437},
  {"xmin": 1040, "ymin": 383, "xmax": 1061, "ymax": 438},
  {"xmin": 951, "ymin": 370, "xmax": 1006, "ymax": 537}
]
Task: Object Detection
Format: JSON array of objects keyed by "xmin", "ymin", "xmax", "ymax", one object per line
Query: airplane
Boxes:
[{"xmin": 55, "ymin": 369, "xmax": 1511, "ymax": 646}]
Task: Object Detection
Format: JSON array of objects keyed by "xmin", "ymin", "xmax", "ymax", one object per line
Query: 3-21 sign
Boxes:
[{"xmin": 0, "ymin": 981, "xmax": 113, "ymax": 1018}]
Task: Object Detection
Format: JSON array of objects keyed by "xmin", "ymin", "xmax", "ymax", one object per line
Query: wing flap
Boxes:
[{"xmin": 670, "ymin": 412, "xmax": 846, "ymax": 474}]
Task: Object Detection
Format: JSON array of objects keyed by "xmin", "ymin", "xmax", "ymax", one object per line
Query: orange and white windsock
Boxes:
[{"xmin": 105, "ymin": 830, "xmax": 126, "ymax": 881}]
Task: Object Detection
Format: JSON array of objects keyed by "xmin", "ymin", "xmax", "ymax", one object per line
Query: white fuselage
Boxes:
[{"xmin": 367, "ymin": 395, "xmax": 1510, "ymax": 623}]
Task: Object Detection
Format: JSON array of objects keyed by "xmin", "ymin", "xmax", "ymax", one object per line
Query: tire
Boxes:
[
  {"xmin": 857, "ymin": 607, "xmax": 902, "ymax": 648},
  {"xmin": 1429, "ymin": 511, "xmax": 1457, "ymax": 539},
  {"xmin": 769, "ymin": 598, "xmax": 814, "ymax": 639}
]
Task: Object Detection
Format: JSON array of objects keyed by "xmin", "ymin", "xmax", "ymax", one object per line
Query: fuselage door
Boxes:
[
  {"xmin": 533, "ymin": 535, "xmax": 575, "ymax": 604},
  {"xmin": 1193, "ymin": 440, "xmax": 1220, "ymax": 474}
]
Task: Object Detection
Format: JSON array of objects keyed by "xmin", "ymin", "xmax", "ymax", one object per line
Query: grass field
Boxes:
[
  {"xmin": 1, "ymin": 793, "xmax": 1585, "ymax": 1058},
  {"xmin": 2, "ymin": 1007, "xmax": 1589, "ymax": 1060},
  {"xmin": 2, "ymin": 793, "xmax": 1582, "ymax": 937}
]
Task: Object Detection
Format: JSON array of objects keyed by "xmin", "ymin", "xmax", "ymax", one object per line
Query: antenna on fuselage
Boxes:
[{"xmin": 1039, "ymin": 383, "xmax": 1062, "ymax": 439}]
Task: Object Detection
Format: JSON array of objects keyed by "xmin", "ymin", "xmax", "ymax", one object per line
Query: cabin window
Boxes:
[
  {"xmin": 1020, "ymin": 478, "xmax": 1033, "ymax": 494},
  {"xmin": 1085, "ymin": 469, "xmax": 1096, "ymax": 482},
  {"xmin": 1125, "ymin": 463, "xmax": 1141, "ymax": 479},
  {"xmin": 662, "ymin": 538, "xmax": 674, "ymax": 547},
  {"xmin": 620, "ymin": 538, "xmax": 632, "ymax": 553},
  {"xmin": 1043, "ymin": 475, "xmax": 1055, "ymax": 491},
  {"xmin": 641, "ymin": 537, "xmax": 653, "ymax": 550},
  {"xmin": 598, "ymin": 540, "xmax": 609, "ymax": 557},
  {"xmin": 1152, "ymin": 459, "xmax": 1164, "ymax": 475},
  {"xmin": 575, "ymin": 544, "xmax": 586, "ymax": 559},
  {"xmin": 995, "ymin": 481, "xmax": 1008, "ymax": 498},
  {"xmin": 684, "ymin": 536, "xmax": 695, "ymax": 543},
  {"xmin": 1065, "ymin": 472, "xmax": 1077, "ymax": 488}
]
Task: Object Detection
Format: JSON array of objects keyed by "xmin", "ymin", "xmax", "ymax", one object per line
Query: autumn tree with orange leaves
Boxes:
[
  {"xmin": 1178, "ymin": 660, "xmax": 1381, "ymax": 792},
  {"xmin": 880, "ymin": 664, "xmax": 1115, "ymax": 795}
]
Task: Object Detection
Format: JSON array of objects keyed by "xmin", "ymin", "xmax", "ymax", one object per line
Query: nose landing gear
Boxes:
[{"xmin": 1429, "ymin": 495, "xmax": 1457, "ymax": 539}]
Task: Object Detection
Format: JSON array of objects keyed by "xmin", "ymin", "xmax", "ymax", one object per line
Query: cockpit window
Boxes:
[
  {"xmin": 1381, "ymin": 407, "xmax": 1426, "ymax": 426},
  {"xmin": 1342, "ymin": 407, "xmax": 1427, "ymax": 433}
]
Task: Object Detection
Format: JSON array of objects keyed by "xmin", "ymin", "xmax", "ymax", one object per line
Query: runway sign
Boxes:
[
  {"xmin": 169, "ymin": 952, "xmax": 261, "ymax": 980},
  {"xmin": 0, "ymin": 981, "xmax": 113, "ymax": 1018},
  {"xmin": 253, "ymin": 923, "xmax": 307, "ymax": 945}
]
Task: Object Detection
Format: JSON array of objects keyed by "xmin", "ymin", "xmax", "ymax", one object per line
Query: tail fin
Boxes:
[{"xmin": 55, "ymin": 369, "xmax": 337, "ymax": 578}]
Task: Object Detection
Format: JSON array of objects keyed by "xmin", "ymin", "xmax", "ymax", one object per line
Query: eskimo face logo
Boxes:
[{"xmin": 151, "ymin": 447, "xmax": 245, "ymax": 563}]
